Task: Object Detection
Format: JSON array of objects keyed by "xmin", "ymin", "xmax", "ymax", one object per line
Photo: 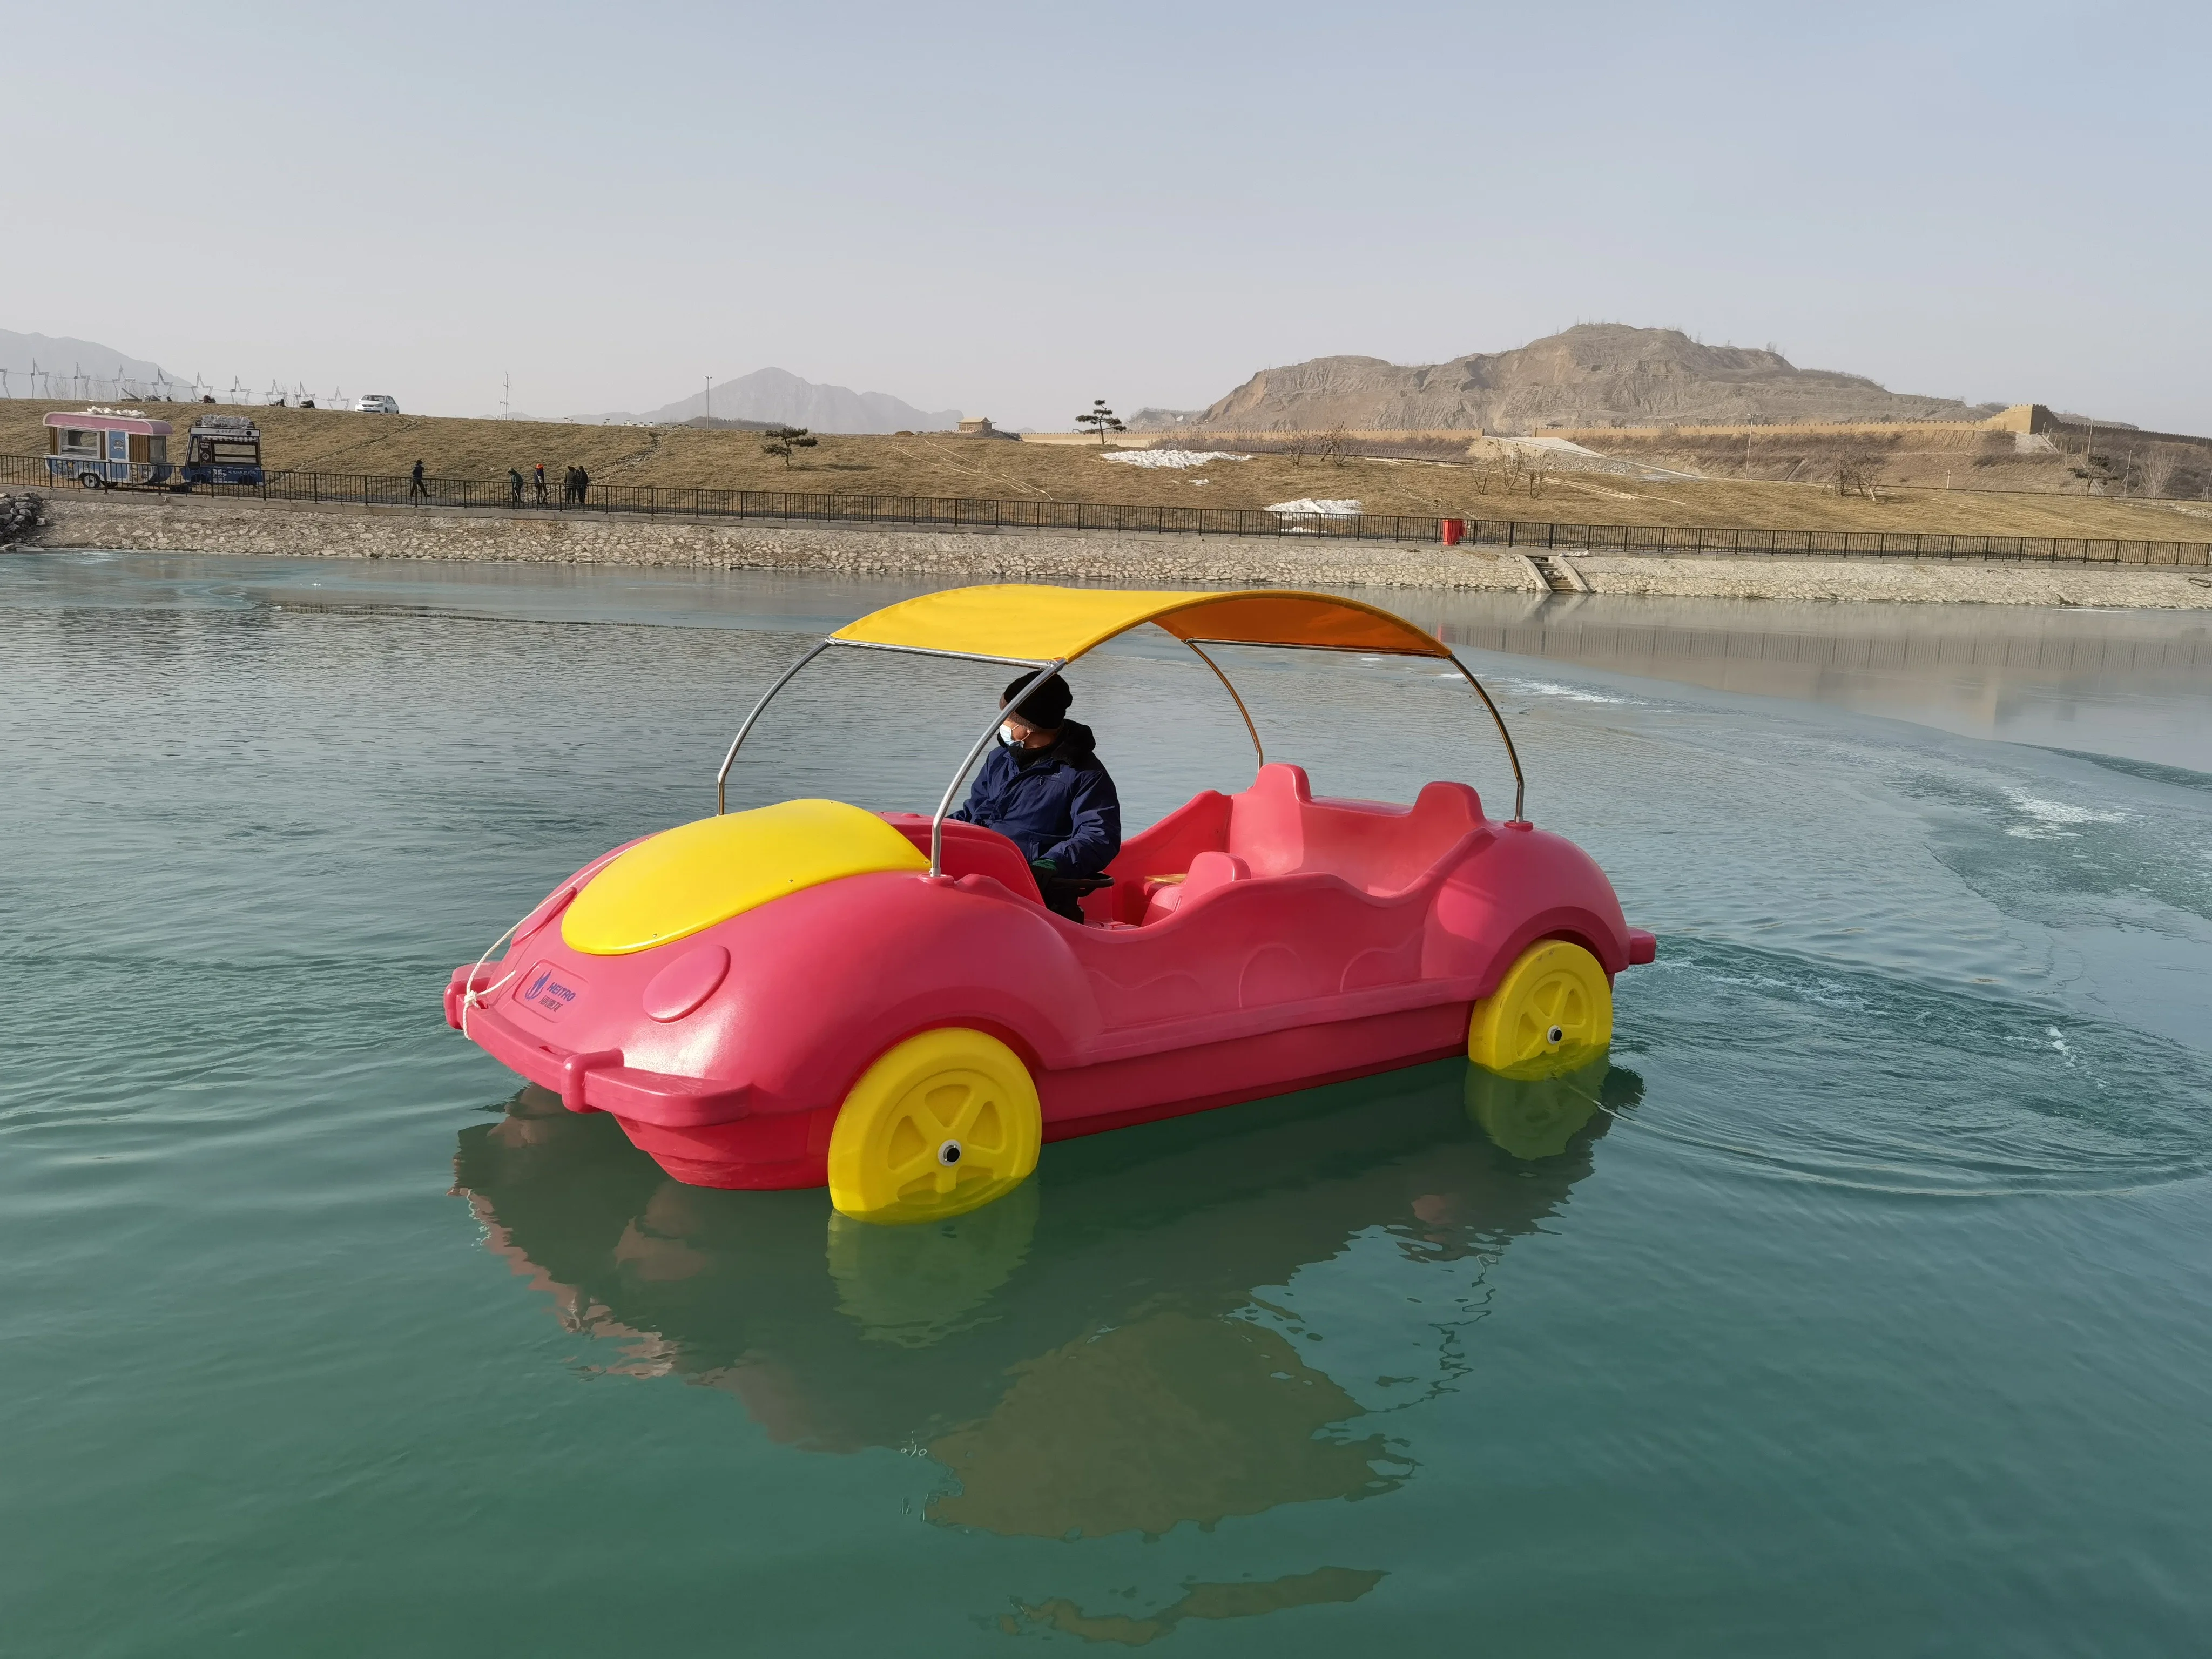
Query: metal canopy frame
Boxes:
[{"xmin": 713, "ymin": 626, "xmax": 1527, "ymax": 876}]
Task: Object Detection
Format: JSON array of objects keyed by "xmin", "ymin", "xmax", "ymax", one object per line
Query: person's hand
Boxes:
[{"xmin": 1027, "ymin": 858, "xmax": 1058, "ymax": 880}]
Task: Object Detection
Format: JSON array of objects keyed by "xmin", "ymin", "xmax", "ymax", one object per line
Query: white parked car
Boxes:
[{"xmin": 355, "ymin": 394, "xmax": 400, "ymax": 414}]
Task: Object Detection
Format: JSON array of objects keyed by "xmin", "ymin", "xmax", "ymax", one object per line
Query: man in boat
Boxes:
[{"xmin": 952, "ymin": 675, "xmax": 1121, "ymax": 921}]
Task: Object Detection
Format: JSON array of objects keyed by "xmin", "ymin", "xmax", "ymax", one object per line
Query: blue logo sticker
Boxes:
[{"xmin": 514, "ymin": 961, "xmax": 588, "ymax": 1020}]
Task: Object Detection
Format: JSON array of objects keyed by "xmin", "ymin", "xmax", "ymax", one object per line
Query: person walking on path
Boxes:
[
  {"xmin": 532, "ymin": 463, "xmax": 548, "ymax": 505},
  {"xmin": 509, "ymin": 468, "xmax": 525, "ymax": 507},
  {"xmin": 561, "ymin": 466, "xmax": 578, "ymax": 505},
  {"xmin": 409, "ymin": 460, "xmax": 427, "ymax": 501},
  {"xmin": 572, "ymin": 465, "xmax": 591, "ymax": 508}
]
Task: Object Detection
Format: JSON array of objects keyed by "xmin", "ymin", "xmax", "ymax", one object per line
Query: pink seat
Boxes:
[
  {"xmin": 1142, "ymin": 850, "xmax": 1250, "ymax": 925},
  {"xmin": 1109, "ymin": 764, "xmax": 1486, "ymax": 923},
  {"xmin": 1228, "ymin": 765, "xmax": 1481, "ymax": 895}
]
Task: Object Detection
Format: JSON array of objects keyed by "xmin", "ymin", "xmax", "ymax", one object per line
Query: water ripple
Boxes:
[{"xmin": 1616, "ymin": 940, "xmax": 2212, "ymax": 1198}]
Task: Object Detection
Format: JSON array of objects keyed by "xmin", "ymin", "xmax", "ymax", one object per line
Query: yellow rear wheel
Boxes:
[
  {"xmin": 827, "ymin": 1028, "xmax": 1042, "ymax": 1225},
  {"xmin": 1468, "ymin": 940, "xmax": 1613, "ymax": 1079}
]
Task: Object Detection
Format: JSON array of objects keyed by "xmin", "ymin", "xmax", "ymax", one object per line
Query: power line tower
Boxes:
[{"xmin": 501, "ymin": 372, "xmax": 511, "ymax": 420}]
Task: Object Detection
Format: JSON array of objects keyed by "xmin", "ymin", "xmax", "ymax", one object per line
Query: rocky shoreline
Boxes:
[{"xmin": 24, "ymin": 493, "xmax": 2212, "ymax": 609}]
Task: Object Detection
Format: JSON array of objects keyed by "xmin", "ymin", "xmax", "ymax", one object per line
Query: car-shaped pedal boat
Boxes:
[{"xmin": 446, "ymin": 583, "xmax": 1655, "ymax": 1224}]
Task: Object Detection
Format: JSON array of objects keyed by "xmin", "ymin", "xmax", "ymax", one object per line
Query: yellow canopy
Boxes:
[{"xmin": 830, "ymin": 584, "xmax": 1450, "ymax": 664}]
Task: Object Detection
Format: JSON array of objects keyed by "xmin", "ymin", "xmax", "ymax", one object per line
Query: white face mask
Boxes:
[{"xmin": 1000, "ymin": 723, "xmax": 1021, "ymax": 745}]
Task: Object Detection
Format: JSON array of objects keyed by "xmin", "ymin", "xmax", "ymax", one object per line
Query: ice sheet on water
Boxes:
[
  {"xmin": 2002, "ymin": 787, "xmax": 2130, "ymax": 839},
  {"xmin": 1495, "ymin": 676, "xmax": 1640, "ymax": 706}
]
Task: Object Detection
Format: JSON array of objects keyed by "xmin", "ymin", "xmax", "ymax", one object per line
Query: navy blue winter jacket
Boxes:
[{"xmin": 950, "ymin": 719, "xmax": 1122, "ymax": 878}]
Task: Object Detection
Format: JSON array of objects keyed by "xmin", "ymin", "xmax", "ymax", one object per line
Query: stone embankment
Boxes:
[{"xmin": 26, "ymin": 494, "xmax": 2212, "ymax": 609}]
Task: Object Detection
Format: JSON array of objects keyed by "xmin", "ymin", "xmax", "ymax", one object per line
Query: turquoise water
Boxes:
[{"xmin": 4, "ymin": 551, "xmax": 2208, "ymax": 1656}]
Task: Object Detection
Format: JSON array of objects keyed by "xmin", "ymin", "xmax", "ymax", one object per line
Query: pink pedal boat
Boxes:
[{"xmin": 446, "ymin": 584, "xmax": 1654, "ymax": 1224}]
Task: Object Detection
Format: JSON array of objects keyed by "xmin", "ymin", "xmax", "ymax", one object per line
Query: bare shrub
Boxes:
[
  {"xmin": 2136, "ymin": 445, "xmax": 2186, "ymax": 499},
  {"xmin": 1833, "ymin": 454, "xmax": 1886, "ymax": 502},
  {"xmin": 1319, "ymin": 426, "xmax": 1352, "ymax": 466},
  {"xmin": 1474, "ymin": 449, "xmax": 1516, "ymax": 494}
]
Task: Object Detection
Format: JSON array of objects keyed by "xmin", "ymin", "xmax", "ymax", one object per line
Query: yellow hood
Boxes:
[{"xmin": 562, "ymin": 798, "xmax": 929, "ymax": 956}]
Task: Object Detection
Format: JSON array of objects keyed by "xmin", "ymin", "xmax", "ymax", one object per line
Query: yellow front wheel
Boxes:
[
  {"xmin": 1468, "ymin": 940, "xmax": 1613, "ymax": 1078},
  {"xmin": 827, "ymin": 1029, "xmax": 1042, "ymax": 1225}
]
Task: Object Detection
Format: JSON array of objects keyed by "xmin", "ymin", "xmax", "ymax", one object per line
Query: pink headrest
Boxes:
[{"xmin": 1183, "ymin": 850, "xmax": 1251, "ymax": 899}]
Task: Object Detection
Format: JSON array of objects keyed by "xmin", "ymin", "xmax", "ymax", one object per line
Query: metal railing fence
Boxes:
[{"xmin": 8, "ymin": 454, "xmax": 2209, "ymax": 568}]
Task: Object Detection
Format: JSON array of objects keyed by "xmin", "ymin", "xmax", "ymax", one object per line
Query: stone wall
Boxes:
[
  {"xmin": 22, "ymin": 491, "xmax": 2212, "ymax": 609},
  {"xmin": 28, "ymin": 493, "xmax": 1527, "ymax": 591}
]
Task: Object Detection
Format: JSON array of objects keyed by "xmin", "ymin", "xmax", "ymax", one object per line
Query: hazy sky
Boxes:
[{"xmin": 9, "ymin": 2, "xmax": 2208, "ymax": 431}]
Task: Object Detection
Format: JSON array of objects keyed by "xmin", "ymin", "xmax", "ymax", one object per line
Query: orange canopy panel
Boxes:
[{"xmin": 830, "ymin": 584, "xmax": 1451, "ymax": 663}]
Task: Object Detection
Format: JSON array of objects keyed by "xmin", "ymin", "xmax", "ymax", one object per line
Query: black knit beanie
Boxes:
[{"xmin": 1001, "ymin": 672, "xmax": 1073, "ymax": 729}]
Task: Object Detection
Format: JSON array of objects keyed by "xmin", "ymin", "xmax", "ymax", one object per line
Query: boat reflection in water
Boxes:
[{"xmin": 453, "ymin": 1055, "xmax": 1637, "ymax": 1566}]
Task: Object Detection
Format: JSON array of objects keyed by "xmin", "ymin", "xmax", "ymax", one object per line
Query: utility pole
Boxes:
[
  {"xmin": 705, "ymin": 374, "xmax": 712, "ymax": 427},
  {"xmin": 502, "ymin": 372, "xmax": 511, "ymax": 421}
]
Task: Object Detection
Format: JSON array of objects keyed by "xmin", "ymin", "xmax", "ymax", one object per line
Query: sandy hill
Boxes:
[{"xmin": 1135, "ymin": 325, "xmax": 2006, "ymax": 435}]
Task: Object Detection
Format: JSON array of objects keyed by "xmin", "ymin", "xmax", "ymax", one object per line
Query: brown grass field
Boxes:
[{"xmin": 6, "ymin": 400, "xmax": 2209, "ymax": 542}]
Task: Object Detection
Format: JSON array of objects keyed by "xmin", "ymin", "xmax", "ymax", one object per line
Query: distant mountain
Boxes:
[
  {"xmin": 616, "ymin": 367, "xmax": 959, "ymax": 433},
  {"xmin": 1, "ymin": 329, "xmax": 186, "ymax": 399},
  {"xmin": 1134, "ymin": 325, "xmax": 2012, "ymax": 433}
]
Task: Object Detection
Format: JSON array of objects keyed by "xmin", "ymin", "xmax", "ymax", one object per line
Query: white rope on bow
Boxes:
[{"xmin": 457, "ymin": 916, "xmax": 523, "ymax": 1040}]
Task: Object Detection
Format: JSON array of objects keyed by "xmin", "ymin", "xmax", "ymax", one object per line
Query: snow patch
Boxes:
[
  {"xmin": 1265, "ymin": 498, "xmax": 1363, "ymax": 515},
  {"xmin": 1102, "ymin": 449, "xmax": 1251, "ymax": 469}
]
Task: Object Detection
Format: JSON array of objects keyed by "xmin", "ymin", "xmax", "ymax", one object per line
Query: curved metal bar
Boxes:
[
  {"xmin": 715, "ymin": 639, "xmax": 832, "ymax": 814},
  {"xmin": 1181, "ymin": 640, "xmax": 1265, "ymax": 770},
  {"xmin": 1445, "ymin": 652, "xmax": 1526, "ymax": 823},
  {"xmin": 929, "ymin": 661, "xmax": 1067, "ymax": 876}
]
